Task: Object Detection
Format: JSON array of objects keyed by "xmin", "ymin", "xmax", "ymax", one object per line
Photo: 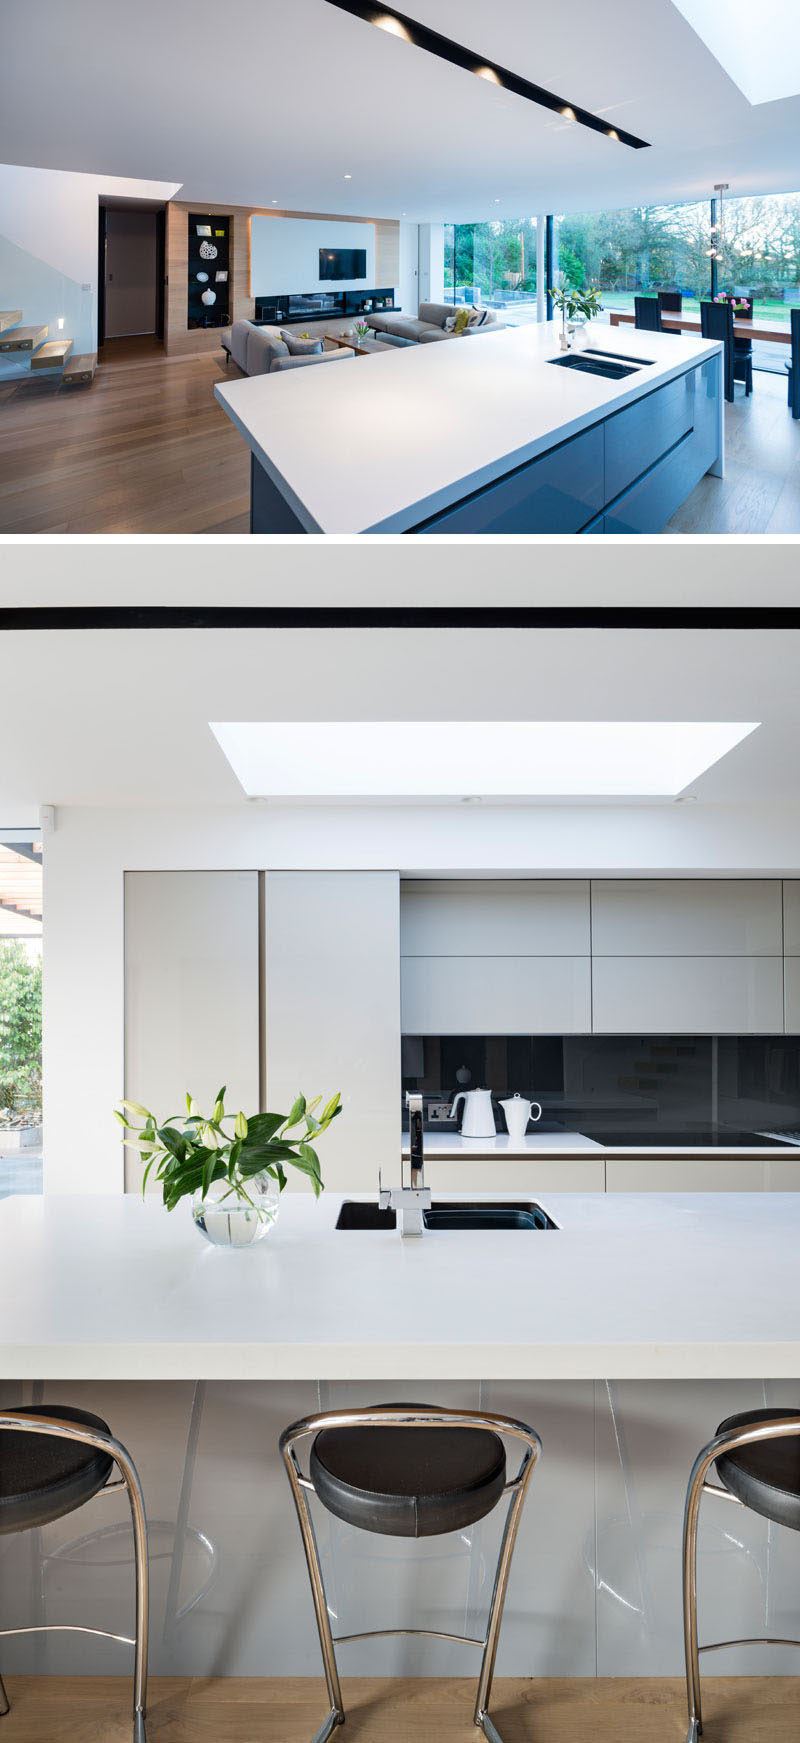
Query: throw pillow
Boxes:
[
  {"xmin": 281, "ymin": 332, "xmax": 323, "ymax": 356},
  {"xmin": 444, "ymin": 313, "xmax": 457, "ymax": 331},
  {"xmin": 257, "ymin": 325, "xmax": 284, "ymax": 341},
  {"xmin": 468, "ymin": 306, "xmax": 490, "ymax": 327},
  {"xmin": 453, "ymin": 307, "xmax": 471, "ymax": 335}
]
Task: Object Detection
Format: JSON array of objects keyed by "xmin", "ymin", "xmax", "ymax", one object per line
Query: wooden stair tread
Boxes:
[
  {"xmin": 0, "ymin": 324, "xmax": 48, "ymax": 352},
  {"xmin": 0, "ymin": 310, "xmax": 23, "ymax": 332},
  {"xmin": 31, "ymin": 338, "xmax": 74, "ymax": 370},
  {"xmin": 62, "ymin": 351, "xmax": 97, "ymax": 384}
]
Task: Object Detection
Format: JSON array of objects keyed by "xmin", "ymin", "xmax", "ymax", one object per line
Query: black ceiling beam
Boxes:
[
  {"xmin": 324, "ymin": 0, "xmax": 650, "ymax": 149},
  {"xmin": 0, "ymin": 610, "xmax": 798, "ymax": 630}
]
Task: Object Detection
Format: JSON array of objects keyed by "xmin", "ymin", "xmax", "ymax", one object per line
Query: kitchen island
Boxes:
[
  {"xmin": 1, "ymin": 1191, "xmax": 798, "ymax": 1681},
  {"xmin": 214, "ymin": 321, "xmax": 724, "ymax": 535}
]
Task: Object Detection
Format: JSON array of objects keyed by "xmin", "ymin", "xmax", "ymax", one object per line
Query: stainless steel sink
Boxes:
[
  {"xmin": 548, "ymin": 353, "xmax": 640, "ymax": 380},
  {"xmin": 336, "ymin": 1200, "xmax": 557, "ymax": 1231}
]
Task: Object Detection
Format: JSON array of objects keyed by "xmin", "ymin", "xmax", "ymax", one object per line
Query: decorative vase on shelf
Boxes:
[
  {"xmin": 201, "ymin": 288, "xmax": 217, "ymax": 306},
  {"xmin": 192, "ymin": 1173, "xmax": 280, "ymax": 1247}
]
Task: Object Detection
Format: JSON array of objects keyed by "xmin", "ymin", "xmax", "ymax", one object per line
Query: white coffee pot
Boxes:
[
  {"xmin": 450, "ymin": 1088, "xmax": 496, "ymax": 1139},
  {"xmin": 499, "ymin": 1095, "xmax": 542, "ymax": 1143}
]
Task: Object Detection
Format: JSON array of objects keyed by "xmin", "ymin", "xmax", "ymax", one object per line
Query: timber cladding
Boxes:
[{"xmin": 165, "ymin": 203, "xmax": 400, "ymax": 357}]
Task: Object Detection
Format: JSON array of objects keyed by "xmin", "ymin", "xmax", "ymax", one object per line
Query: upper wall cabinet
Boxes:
[
  {"xmin": 591, "ymin": 880, "xmax": 783, "ymax": 957},
  {"xmin": 592, "ymin": 955, "xmax": 784, "ymax": 1034},
  {"xmin": 401, "ymin": 954, "xmax": 591, "ymax": 1034},
  {"xmin": 401, "ymin": 880, "xmax": 591, "ymax": 957}
]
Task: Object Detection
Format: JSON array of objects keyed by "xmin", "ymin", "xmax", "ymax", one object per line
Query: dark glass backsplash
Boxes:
[{"xmin": 401, "ymin": 1035, "xmax": 800, "ymax": 1143}]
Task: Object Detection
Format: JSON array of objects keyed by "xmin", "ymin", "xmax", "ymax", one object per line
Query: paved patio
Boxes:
[{"xmin": 0, "ymin": 1145, "xmax": 43, "ymax": 1197}]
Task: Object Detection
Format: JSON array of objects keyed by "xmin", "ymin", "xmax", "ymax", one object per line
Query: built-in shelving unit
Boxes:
[{"xmin": 188, "ymin": 212, "xmax": 231, "ymax": 330}]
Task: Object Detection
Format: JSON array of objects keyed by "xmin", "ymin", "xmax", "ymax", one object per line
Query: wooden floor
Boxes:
[
  {"xmin": 0, "ymin": 343, "xmax": 250, "ymax": 535},
  {"xmin": 665, "ymin": 369, "xmax": 800, "ymax": 534},
  {"xmin": 0, "ymin": 343, "xmax": 798, "ymax": 536},
  {"xmin": 0, "ymin": 1677, "xmax": 797, "ymax": 1741}
]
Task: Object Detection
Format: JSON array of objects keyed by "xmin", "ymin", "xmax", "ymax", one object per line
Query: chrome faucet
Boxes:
[{"xmin": 379, "ymin": 1092, "xmax": 431, "ymax": 1236}]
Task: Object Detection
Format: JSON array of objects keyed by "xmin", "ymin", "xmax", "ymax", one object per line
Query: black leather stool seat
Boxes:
[
  {"xmin": 0, "ymin": 1407, "xmax": 114, "ymax": 1536},
  {"xmin": 715, "ymin": 1408, "xmax": 800, "ymax": 1531},
  {"xmin": 309, "ymin": 1409, "xmax": 507, "ymax": 1539}
]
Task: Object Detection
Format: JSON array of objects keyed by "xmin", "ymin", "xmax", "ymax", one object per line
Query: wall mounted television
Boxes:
[{"xmin": 319, "ymin": 247, "xmax": 367, "ymax": 281}]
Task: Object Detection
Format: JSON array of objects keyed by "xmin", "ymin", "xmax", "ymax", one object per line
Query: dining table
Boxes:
[{"xmin": 610, "ymin": 309, "xmax": 792, "ymax": 345}]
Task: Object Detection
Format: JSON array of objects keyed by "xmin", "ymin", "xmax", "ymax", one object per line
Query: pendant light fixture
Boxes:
[{"xmin": 323, "ymin": 0, "xmax": 651, "ymax": 149}]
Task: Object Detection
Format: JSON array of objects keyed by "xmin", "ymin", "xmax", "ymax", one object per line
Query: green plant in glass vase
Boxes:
[
  {"xmin": 115, "ymin": 1087, "xmax": 342, "ymax": 1247},
  {"xmin": 549, "ymin": 277, "xmax": 603, "ymax": 346}
]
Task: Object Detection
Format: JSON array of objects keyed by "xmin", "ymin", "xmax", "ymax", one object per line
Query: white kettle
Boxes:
[
  {"xmin": 499, "ymin": 1095, "xmax": 542, "ymax": 1143},
  {"xmin": 450, "ymin": 1088, "xmax": 496, "ymax": 1139}
]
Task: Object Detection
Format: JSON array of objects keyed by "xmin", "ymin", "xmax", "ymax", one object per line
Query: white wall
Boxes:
[
  {"xmin": 418, "ymin": 222, "xmax": 445, "ymax": 304},
  {"xmin": 250, "ymin": 214, "xmax": 375, "ymax": 296},
  {"xmin": 398, "ymin": 220, "xmax": 420, "ymax": 315},
  {"xmin": 42, "ymin": 798, "xmax": 800, "ymax": 1194},
  {"xmin": 0, "ymin": 163, "xmax": 180, "ymax": 353}
]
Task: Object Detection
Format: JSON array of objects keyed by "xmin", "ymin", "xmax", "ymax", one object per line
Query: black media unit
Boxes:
[{"xmin": 253, "ymin": 287, "xmax": 397, "ymax": 326}]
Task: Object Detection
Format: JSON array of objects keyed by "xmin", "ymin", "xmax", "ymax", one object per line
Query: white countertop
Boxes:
[
  {"xmin": 2, "ymin": 1191, "xmax": 798, "ymax": 1383},
  {"xmin": 402, "ymin": 1130, "xmax": 603, "ymax": 1156},
  {"xmin": 402, "ymin": 1130, "xmax": 800, "ymax": 1158},
  {"xmin": 214, "ymin": 321, "xmax": 722, "ymax": 534}
]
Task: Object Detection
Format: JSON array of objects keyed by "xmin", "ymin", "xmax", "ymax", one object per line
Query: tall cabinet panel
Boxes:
[
  {"xmin": 266, "ymin": 871, "xmax": 401, "ymax": 1193},
  {"xmin": 784, "ymin": 884, "xmax": 800, "ymax": 1032},
  {"xmin": 124, "ymin": 871, "xmax": 260, "ymax": 1191}
]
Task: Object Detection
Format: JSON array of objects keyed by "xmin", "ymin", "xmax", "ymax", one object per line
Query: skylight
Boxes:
[
  {"xmin": 670, "ymin": 0, "xmax": 800, "ymax": 104},
  {"xmin": 210, "ymin": 721, "xmax": 759, "ymax": 800}
]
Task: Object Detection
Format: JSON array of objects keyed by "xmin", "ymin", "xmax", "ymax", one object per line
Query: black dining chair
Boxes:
[
  {"xmin": 786, "ymin": 306, "xmax": 799, "ymax": 419},
  {"xmin": 634, "ymin": 296, "xmax": 662, "ymax": 333},
  {"xmin": 700, "ymin": 300, "xmax": 752, "ymax": 401},
  {"xmin": 658, "ymin": 290, "xmax": 682, "ymax": 315}
]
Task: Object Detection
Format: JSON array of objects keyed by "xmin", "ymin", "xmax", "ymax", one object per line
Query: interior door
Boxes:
[{"xmin": 104, "ymin": 209, "xmax": 158, "ymax": 338}]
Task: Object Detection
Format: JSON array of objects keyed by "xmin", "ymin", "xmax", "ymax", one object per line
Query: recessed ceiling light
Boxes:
[
  {"xmin": 209, "ymin": 721, "xmax": 759, "ymax": 800},
  {"xmin": 670, "ymin": 0, "xmax": 800, "ymax": 103},
  {"xmin": 323, "ymin": 0, "xmax": 650, "ymax": 147},
  {"xmin": 561, "ymin": 106, "xmax": 576, "ymax": 121},
  {"xmin": 344, "ymin": 173, "xmax": 352, "ymax": 179}
]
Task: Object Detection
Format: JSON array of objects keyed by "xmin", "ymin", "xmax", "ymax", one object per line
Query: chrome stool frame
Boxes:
[
  {"xmin": 0, "ymin": 1413, "xmax": 149, "ymax": 1743},
  {"xmin": 280, "ymin": 1404, "xmax": 541, "ymax": 1743},
  {"xmin": 683, "ymin": 1413, "xmax": 800, "ymax": 1743}
]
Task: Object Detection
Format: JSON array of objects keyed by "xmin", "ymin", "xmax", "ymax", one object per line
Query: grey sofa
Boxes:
[
  {"xmin": 367, "ymin": 300, "xmax": 505, "ymax": 345},
  {"xmin": 223, "ymin": 321, "xmax": 354, "ymax": 376}
]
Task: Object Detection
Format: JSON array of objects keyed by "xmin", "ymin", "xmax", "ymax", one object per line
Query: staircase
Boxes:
[{"xmin": 0, "ymin": 310, "xmax": 96, "ymax": 384}]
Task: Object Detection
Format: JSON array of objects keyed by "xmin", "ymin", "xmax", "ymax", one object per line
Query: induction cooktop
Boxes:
[{"xmin": 580, "ymin": 1127, "xmax": 796, "ymax": 1148}]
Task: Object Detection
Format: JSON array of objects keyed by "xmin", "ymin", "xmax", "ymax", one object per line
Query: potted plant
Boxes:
[
  {"xmin": 549, "ymin": 278, "xmax": 603, "ymax": 348},
  {"xmin": 115, "ymin": 1087, "xmax": 341, "ymax": 1247},
  {"xmin": 353, "ymin": 320, "xmax": 371, "ymax": 344}
]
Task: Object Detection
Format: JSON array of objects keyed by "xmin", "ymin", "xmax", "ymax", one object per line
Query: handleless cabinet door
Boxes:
[
  {"xmin": 592, "ymin": 880, "xmax": 783, "ymax": 956},
  {"xmin": 783, "ymin": 883, "xmax": 800, "ymax": 957},
  {"xmin": 784, "ymin": 958, "xmax": 800, "ymax": 1032},
  {"xmin": 401, "ymin": 954, "xmax": 591, "ymax": 1034},
  {"xmin": 401, "ymin": 880, "xmax": 591, "ymax": 956},
  {"xmin": 266, "ymin": 871, "xmax": 400, "ymax": 1193},
  {"xmin": 592, "ymin": 955, "xmax": 783, "ymax": 1033},
  {"xmin": 124, "ymin": 871, "xmax": 259, "ymax": 1191}
]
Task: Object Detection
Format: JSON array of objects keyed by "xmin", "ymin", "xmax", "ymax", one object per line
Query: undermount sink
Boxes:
[
  {"xmin": 548, "ymin": 353, "xmax": 641, "ymax": 380},
  {"xmin": 336, "ymin": 1200, "xmax": 557, "ymax": 1232}
]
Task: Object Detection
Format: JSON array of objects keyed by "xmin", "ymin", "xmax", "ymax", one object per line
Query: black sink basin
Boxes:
[
  {"xmin": 548, "ymin": 353, "xmax": 639, "ymax": 379},
  {"xmin": 336, "ymin": 1200, "xmax": 557, "ymax": 1231}
]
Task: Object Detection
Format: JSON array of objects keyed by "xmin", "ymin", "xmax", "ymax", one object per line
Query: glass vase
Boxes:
[{"xmin": 192, "ymin": 1173, "xmax": 280, "ymax": 1247}]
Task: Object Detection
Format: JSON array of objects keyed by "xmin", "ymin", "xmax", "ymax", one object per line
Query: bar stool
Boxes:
[
  {"xmin": 682, "ymin": 1408, "xmax": 800, "ymax": 1743},
  {"xmin": 281, "ymin": 1403, "xmax": 541, "ymax": 1743},
  {"xmin": 0, "ymin": 1408, "xmax": 149, "ymax": 1742}
]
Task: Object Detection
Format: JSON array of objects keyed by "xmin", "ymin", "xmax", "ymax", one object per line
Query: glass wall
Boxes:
[
  {"xmin": 443, "ymin": 219, "xmax": 539, "ymax": 324},
  {"xmin": 552, "ymin": 202, "xmax": 711, "ymax": 316},
  {"xmin": 716, "ymin": 190, "xmax": 800, "ymax": 332},
  {"xmin": 0, "ymin": 836, "xmax": 43, "ymax": 1198}
]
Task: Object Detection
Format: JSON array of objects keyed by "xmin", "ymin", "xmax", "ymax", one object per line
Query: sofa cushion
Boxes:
[
  {"xmin": 366, "ymin": 313, "xmax": 395, "ymax": 334},
  {"xmin": 245, "ymin": 327, "xmax": 290, "ymax": 375},
  {"xmin": 280, "ymin": 332, "xmax": 324, "ymax": 356},
  {"xmin": 418, "ymin": 301, "xmax": 455, "ymax": 330},
  {"xmin": 418, "ymin": 328, "xmax": 451, "ymax": 343}
]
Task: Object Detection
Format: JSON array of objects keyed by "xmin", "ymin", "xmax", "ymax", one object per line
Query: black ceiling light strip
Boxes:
[
  {"xmin": 324, "ymin": 0, "xmax": 650, "ymax": 149},
  {"xmin": 0, "ymin": 609, "xmax": 799, "ymax": 630}
]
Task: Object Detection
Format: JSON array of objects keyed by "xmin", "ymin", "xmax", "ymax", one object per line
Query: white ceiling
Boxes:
[
  {"xmin": 1, "ymin": 0, "xmax": 798, "ymax": 218},
  {"xmin": 2, "ymin": 626, "xmax": 800, "ymax": 819}
]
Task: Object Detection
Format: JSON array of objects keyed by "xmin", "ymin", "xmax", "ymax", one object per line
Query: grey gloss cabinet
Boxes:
[{"xmin": 415, "ymin": 425, "xmax": 604, "ymax": 535}]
